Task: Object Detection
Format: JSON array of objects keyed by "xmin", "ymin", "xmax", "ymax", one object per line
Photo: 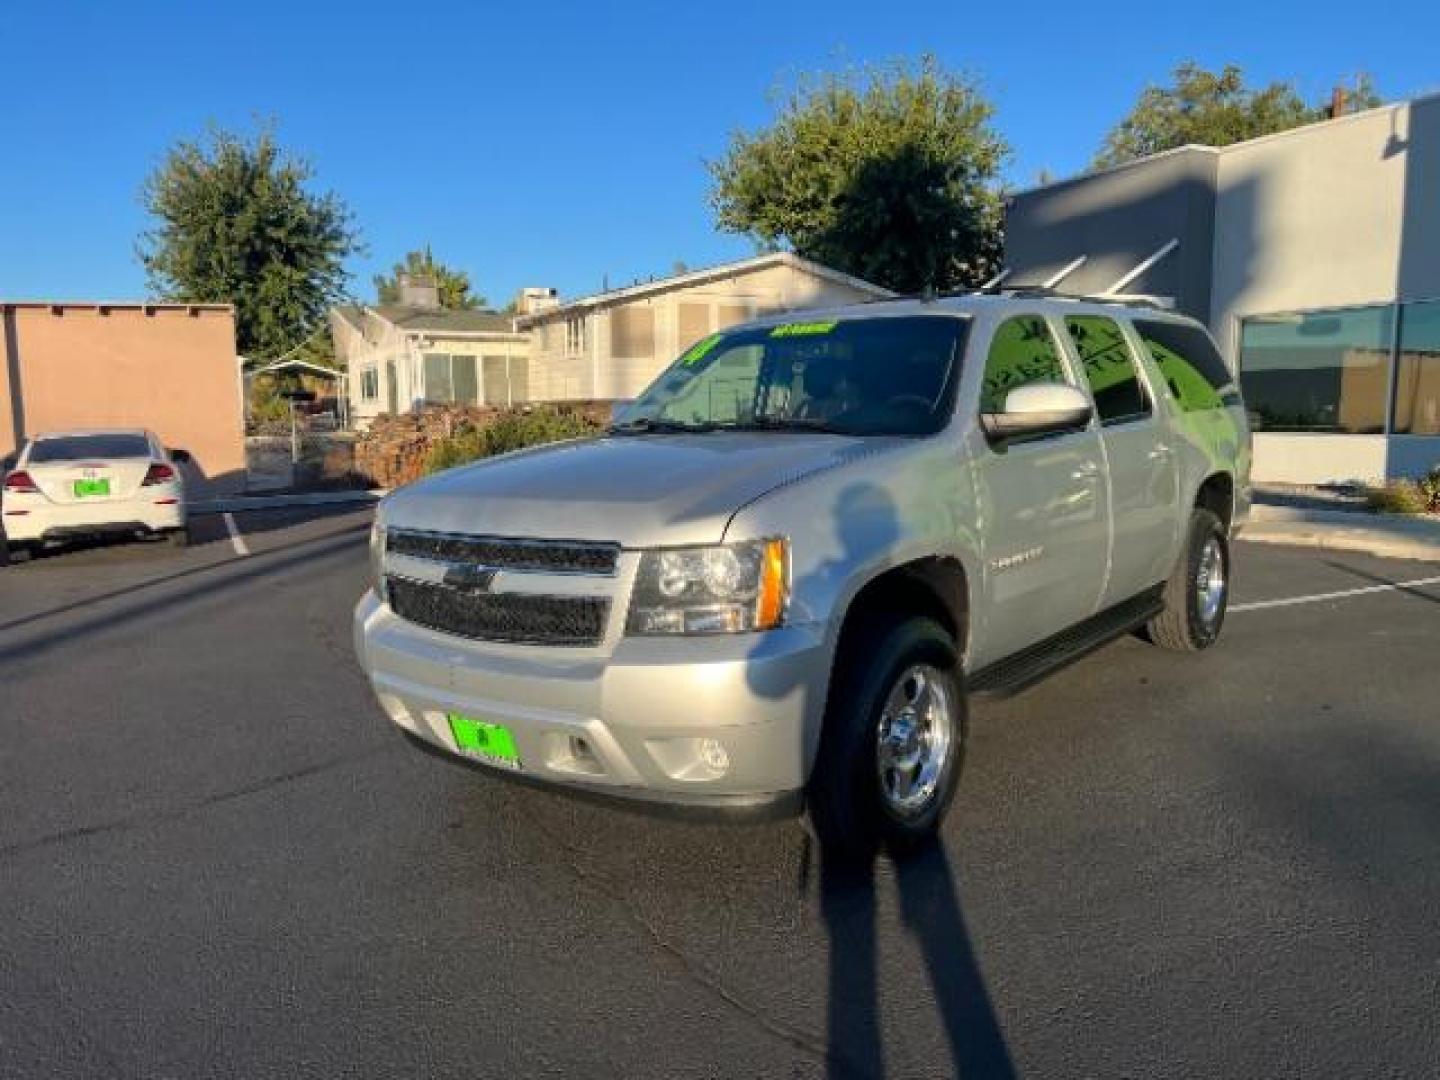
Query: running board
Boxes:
[{"xmin": 969, "ymin": 586, "xmax": 1165, "ymax": 698}]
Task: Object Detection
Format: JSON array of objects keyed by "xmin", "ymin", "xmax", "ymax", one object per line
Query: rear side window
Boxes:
[
  {"xmin": 1134, "ymin": 319, "xmax": 1235, "ymax": 412},
  {"xmin": 28, "ymin": 434, "xmax": 152, "ymax": 462},
  {"xmin": 1064, "ymin": 315, "xmax": 1150, "ymax": 426},
  {"xmin": 980, "ymin": 315, "xmax": 1068, "ymax": 413}
]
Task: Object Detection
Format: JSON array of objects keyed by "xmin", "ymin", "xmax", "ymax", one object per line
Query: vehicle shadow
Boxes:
[{"xmin": 1321, "ymin": 558, "xmax": 1440, "ymax": 608}]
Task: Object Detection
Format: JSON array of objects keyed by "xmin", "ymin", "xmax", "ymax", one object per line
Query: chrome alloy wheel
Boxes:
[
  {"xmin": 875, "ymin": 664, "xmax": 956, "ymax": 819},
  {"xmin": 1195, "ymin": 534, "xmax": 1227, "ymax": 626}
]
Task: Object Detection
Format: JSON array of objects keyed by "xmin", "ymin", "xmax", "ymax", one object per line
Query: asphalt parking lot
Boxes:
[{"xmin": 2, "ymin": 509, "xmax": 1438, "ymax": 1079}]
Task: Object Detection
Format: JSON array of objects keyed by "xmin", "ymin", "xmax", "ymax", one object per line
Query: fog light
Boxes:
[{"xmin": 699, "ymin": 738, "xmax": 729, "ymax": 773}]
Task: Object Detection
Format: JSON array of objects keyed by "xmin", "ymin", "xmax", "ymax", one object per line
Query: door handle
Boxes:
[
  {"xmin": 1071, "ymin": 461, "xmax": 1100, "ymax": 481},
  {"xmin": 1147, "ymin": 444, "xmax": 1173, "ymax": 461}
]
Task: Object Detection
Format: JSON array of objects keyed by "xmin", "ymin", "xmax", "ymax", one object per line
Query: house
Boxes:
[
  {"xmin": 1, "ymin": 300, "xmax": 245, "ymax": 492},
  {"xmin": 518, "ymin": 252, "xmax": 892, "ymax": 401},
  {"xmin": 332, "ymin": 274, "xmax": 533, "ymax": 430},
  {"xmin": 1000, "ymin": 93, "xmax": 1440, "ymax": 483}
]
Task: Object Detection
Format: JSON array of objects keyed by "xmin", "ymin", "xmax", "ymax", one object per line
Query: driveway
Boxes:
[{"xmin": 1, "ymin": 511, "xmax": 1437, "ymax": 1078}]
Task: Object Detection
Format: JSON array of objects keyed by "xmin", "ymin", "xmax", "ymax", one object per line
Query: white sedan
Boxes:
[{"xmin": 1, "ymin": 429, "xmax": 190, "ymax": 562}]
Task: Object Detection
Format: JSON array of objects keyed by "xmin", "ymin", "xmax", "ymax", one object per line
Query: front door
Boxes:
[
  {"xmin": 1062, "ymin": 314, "xmax": 1179, "ymax": 605},
  {"xmin": 971, "ymin": 314, "xmax": 1109, "ymax": 664}
]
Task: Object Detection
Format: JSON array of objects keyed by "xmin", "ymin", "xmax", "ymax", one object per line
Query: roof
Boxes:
[
  {"xmin": 1013, "ymin": 89, "xmax": 1440, "ymax": 200},
  {"xmin": 516, "ymin": 252, "xmax": 893, "ymax": 326},
  {"xmin": 0, "ymin": 300, "xmax": 232, "ymax": 313},
  {"xmin": 252, "ymin": 358, "xmax": 344, "ymax": 379},
  {"xmin": 32, "ymin": 427, "xmax": 152, "ymax": 439},
  {"xmin": 370, "ymin": 305, "xmax": 522, "ymax": 336}
]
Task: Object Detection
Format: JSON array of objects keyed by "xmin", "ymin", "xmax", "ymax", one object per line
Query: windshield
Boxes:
[
  {"xmin": 615, "ymin": 315, "xmax": 968, "ymax": 436},
  {"xmin": 29, "ymin": 434, "xmax": 151, "ymax": 462}
]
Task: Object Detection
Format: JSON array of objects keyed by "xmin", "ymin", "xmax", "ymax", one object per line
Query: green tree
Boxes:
[
  {"xmin": 1096, "ymin": 63, "xmax": 1383, "ymax": 167},
  {"xmin": 708, "ymin": 57, "xmax": 1008, "ymax": 293},
  {"xmin": 139, "ymin": 124, "xmax": 361, "ymax": 359},
  {"xmin": 374, "ymin": 246, "xmax": 484, "ymax": 310}
]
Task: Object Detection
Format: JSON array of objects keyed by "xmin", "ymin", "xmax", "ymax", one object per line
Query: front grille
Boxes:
[
  {"xmin": 387, "ymin": 529, "xmax": 618, "ymax": 575},
  {"xmin": 387, "ymin": 577, "xmax": 609, "ymax": 646}
]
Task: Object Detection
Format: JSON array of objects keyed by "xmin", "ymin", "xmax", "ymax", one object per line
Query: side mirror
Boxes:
[
  {"xmin": 981, "ymin": 382, "xmax": 1093, "ymax": 443},
  {"xmin": 168, "ymin": 448, "xmax": 193, "ymax": 464}
]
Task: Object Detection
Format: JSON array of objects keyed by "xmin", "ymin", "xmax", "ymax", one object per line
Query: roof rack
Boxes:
[{"xmin": 956, "ymin": 285, "xmax": 1176, "ymax": 311}]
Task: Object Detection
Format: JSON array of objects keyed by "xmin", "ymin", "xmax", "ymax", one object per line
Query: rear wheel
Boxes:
[
  {"xmin": 1, "ymin": 540, "xmax": 35, "ymax": 565},
  {"xmin": 1146, "ymin": 507, "xmax": 1229, "ymax": 651},
  {"xmin": 807, "ymin": 615, "xmax": 966, "ymax": 861}
]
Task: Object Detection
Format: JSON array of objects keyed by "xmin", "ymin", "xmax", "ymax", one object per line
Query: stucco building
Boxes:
[
  {"xmin": 1003, "ymin": 93, "xmax": 1440, "ymax": 483},
  {"xmin": 1, "ymin": 301, "xmax": 245, "ymax": 492}
]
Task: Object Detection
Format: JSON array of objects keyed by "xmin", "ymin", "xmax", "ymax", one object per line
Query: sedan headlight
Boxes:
[
  {"xmin": 627, "ymin": 538, "xmax": 789, "ymax": 635},
  {"xmin": 370, "ymin": 520, "xmax": 388, "ymax": 602}
]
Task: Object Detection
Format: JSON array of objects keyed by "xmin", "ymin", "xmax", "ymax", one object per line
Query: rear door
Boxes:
[
  {"xmin": 970, "ymin": 313, "xmax": 1109, "ymax": 663},
  {"xmin": 1061, "ymin": 314, "xmax": 1179, "ymax": 605}
]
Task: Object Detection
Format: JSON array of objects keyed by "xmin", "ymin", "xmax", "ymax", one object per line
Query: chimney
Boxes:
[
  {"xmin": 515, "ymin": 286, "xmax": 559, "ymax": 316},
  {"xmin": 398, "ymin": 271, "xmax": 441, "ymax": 310}
]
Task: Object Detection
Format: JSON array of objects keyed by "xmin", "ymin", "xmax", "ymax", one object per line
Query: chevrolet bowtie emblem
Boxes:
[{"xmin": 442, "ymin": 564, "xmax": 499, "ymax": 593}]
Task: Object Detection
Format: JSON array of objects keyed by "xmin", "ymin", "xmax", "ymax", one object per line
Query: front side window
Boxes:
[
  {"xmin": 980, "ymin": 315, "xmax": 1068, "ymax": 414},
  {"xmin": 1065, "ymin": 315, "xmax": 1150, "ymax": 426},
  {"xmin": 1237, "ymin": 307, "xmax": 1391, "ymax": 432},
  {"xmin": 1394, "ymin": 300, "xmax": 1440, "ymax": 435},
  {"xmin": 618, "ymin": 316, "xmax": 967, "ymax": 437}
]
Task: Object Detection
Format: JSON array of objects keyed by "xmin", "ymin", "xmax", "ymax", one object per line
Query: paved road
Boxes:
[{"xmin": 2, "ymin": 512, "xmax": 1438, "ymax": 1078}]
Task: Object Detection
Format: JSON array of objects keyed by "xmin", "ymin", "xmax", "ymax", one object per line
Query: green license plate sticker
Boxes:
[
  {"xmin": 73, "ymin": 478, "xmax": 110, "ymax": 498},
  {"xmin": 447, "ymin": 713, "xmax": 521, "ymax": 770}
]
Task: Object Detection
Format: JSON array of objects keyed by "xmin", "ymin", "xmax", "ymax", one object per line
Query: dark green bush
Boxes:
[{"xmin": 422, "ymin": 406, "xmax": 602, "ymax": 476}]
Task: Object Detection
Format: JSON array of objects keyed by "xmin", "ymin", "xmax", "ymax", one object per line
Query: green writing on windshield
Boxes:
[
  {"xmin": 770, "ymin": 321, "xmax": 838, "ymax": 338},
  {"xmin": 681, "ymin": 334, "xmax": 723, "ymax": 366}
]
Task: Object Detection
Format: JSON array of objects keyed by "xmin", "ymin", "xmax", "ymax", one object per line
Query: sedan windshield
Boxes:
[
  {"xmin": 615, "ymin": 315, "xmax": 969, "ymax": 437},
  {"xmin": 29, "ymin": 434, "xmax": 151, "ymax": 462}
]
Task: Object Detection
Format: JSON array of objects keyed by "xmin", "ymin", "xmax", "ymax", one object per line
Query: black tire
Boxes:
[
  {"xmin": 807, "ymin": 615, "xmax": 966, "ymax": 861},
  {"xmin": 1146, "ymin": 507, "xmax": 1229, "ymax": 651},
  {"xmin": 1, "ymin": 540, "xmax": 33, "ymax": 565},
  {"xmin": 167, "ymin": 526, "xmax": 190, "ymax": 549}
]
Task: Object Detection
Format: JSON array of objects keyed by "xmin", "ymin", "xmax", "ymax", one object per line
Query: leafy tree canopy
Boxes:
[
  {"xmin": 708, "ymin": 57, "xmax": 1009, "ymax": 294},
  {"xmin": 1096, "ymin": 63, "xmax": 1382, "ymax": 167},
  {"xmin": 374, "ymin": 246, "xmax": 484, "ymax": 310},
  {"xmin": 139, "ymin": 125, "xmax": 360, "ymax": 359}
]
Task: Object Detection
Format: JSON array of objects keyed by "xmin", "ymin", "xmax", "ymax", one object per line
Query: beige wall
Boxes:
[
  {"xmin": 526, "ymin": 261, "xmax": 881, "ymax": 401},
  {"xmin": 2, "ymin": 304, "xmax": 244, "ymax": 492}
]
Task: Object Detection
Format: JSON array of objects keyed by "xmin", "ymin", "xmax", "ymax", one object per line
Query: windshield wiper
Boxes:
[
  {"xmin": 722, "ymin": 416, "xmax": 852, "ymax": 434},
  {"xmin": 607, "ymin": 417, "xmax": 725, "ymax": 435}
]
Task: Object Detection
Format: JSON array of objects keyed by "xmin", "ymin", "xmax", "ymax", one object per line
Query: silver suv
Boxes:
[{"xmin": 353, "ymin": 293, "xmax": 1251, "ymax": 856}]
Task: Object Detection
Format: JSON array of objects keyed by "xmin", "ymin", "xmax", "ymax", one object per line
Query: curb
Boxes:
[
  {"xmin": 1244, "ymin": 504, "xmax": 1440, "ymax": 562},
  {"xmin": 192, "ymin": 489, "xmax": 386, "ymax": 515}
]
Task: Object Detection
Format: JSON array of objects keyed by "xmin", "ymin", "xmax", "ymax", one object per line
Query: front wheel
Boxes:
[
  {"xmin": 807, "ymin": 616, "xmax": 966, "ymax": 861},
  {"xmin": 1146, "ymin": 507, "xmax": 1230, "ymax": 651},
  {"xmin": 167, "ymin": 526, "xmax": 191, "ymax": 549}
]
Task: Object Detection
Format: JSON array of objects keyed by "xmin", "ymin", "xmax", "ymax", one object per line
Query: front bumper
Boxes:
[{"xmin": 353, "ymin": 589, "xmax": 828, "ymax": 818}]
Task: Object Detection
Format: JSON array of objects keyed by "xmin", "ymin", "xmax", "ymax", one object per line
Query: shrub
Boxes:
[
  {"xmin": 421, "ymin": 406, "xmax": 602, "ymax": 476},
  {"xmin": 1418, "ymin": 466, "xmax": 1440, "ymax": 512},
  {"xmin": 1365, "ymin": 480, "xmax": 1430, "ymax": 515}
]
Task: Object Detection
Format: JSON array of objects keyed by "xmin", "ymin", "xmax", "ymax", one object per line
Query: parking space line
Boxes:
[
  {"xmin": 222, "ymin": 512, "xmax": 250, "ymax": 558},
  {"xmin": 1231, "ymin": 574, "xmax": 1440, "ymax": 613}
]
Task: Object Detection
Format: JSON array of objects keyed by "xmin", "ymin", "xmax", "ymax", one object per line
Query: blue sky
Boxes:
[{"xmin": 1, "ymin": 0, "xmax": 1436, "ymax": 314}]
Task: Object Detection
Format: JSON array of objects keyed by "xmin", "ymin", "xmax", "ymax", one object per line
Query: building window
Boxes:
[
  {"xmin": 423, "ymin": 353, "xmax": 453, "ymax": 403},
  {"xmin": 1239, "ymin": 307, "xmax": 1393, "ymax": 433},
  {"xmin": 359, "ymin": 368, "xmax": 379, "ymax": 402},
  {"xmin": 610, "ymin": 306, "xmax": 655, "ymax": 359},
  {"xmin": 566, "ymin": 316, "xmax": 586, "ymax": 356},
  {"xmin": 1394, "ymin": 300, "xmax": 1440, "ymax": 436},
  {"xmin": 1064, "ymin": 315, "xmax": 1150, "ymax": 425}
]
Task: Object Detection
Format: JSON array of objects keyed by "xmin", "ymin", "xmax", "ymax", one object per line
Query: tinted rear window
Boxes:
[
  {"xmin": 29, "ymin": 434, "xmax": 151, "ymax": 462},
  {"xmin": 1134, "ymin": 319, "xmax": 1237, "ymax": 412}
]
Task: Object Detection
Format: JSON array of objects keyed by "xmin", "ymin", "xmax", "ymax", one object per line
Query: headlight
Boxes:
[
  {"xmin": 370, "ymin": 520, "xmax": 388, "ymax": 602},
  {"xmin": 627, "ymin": 538, "xmax": 789, "ymax": 635}
]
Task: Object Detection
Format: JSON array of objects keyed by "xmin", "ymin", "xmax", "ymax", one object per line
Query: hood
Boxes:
[{"xmin": 381, "ymin": 433, "xmax": 899, "ymax": 547}]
